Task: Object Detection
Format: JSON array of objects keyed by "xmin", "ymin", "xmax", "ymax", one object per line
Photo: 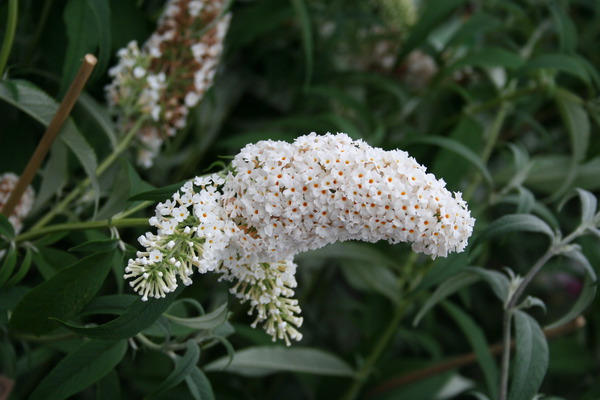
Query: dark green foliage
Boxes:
[{"xmin": 1, "ymin": 0, "xmax": 600, "ymax": 399}]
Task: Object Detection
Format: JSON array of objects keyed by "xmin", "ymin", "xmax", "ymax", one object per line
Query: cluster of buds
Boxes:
[
  {"xmin": 106, "ymin": 0, "xmax": 231, "ymax": 167},
  {"xmin": 0, "ymin": 173, "xmax": 35, "ymax": 233},
  {"xmin": 125, "ymin": 133, "xmax": 475, "ymax": 344},
  {"xmin": 124, "ymin": 175, "xmax": 303, "ymax": 345}
]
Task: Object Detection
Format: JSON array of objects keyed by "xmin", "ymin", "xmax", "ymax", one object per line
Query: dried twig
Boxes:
[{"xmin": 366, "ymin": 316, "xmax": 586, "ymax": 398}]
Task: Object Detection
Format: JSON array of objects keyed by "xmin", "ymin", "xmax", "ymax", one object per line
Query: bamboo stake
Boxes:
[{"xmin": 1, "ymin": 54, "xmax": 97, "ymax": 218}]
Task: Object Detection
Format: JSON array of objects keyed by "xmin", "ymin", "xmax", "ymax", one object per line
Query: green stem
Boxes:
[
  {"xmin": 342, "ymin": 300, "xmax": 411, "ymax": 400},
  {"xmin": 464, "ymin": 87, "xmax": 538, "ymax": 116},
  {"xmin": 0, "ymin": 0, "xmax": 18, "ymax": 78},
  {"xmin": 16, "ymin": 217, "xmax": 148, "ymax": 243},
  {"xmin": 498, "ymin": 228, "xmax": 583, "ymax": 399},
  {"xmin": 464, "ymin": 102, "xmax": 510, "ymax": 201},
  {"xmin": 31, "ymin": 117, "xmax": 146, "ymax": 230},
  {"xmin": 24, "ymin": 0, "xmax": 54, "ymax": 65},
  {"xmin": 114, "ymin": 200, "xmax": 153, "ymax": 219}
]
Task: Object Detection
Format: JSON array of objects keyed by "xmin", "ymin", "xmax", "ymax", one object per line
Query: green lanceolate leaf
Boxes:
[
  {"xmin": 61, "ymin": 0, "xmax": 111, "ymax": 93},
  {"xmin": 96, "ymin": 371, "xmax": 121, "ymax": 400},
  {"xmin": 447, "ymin": 12, "xmax": 502, "ymax": 45},
  {"xmin": 469, "ymin": 267, "xmax": 510, "ymax": 302},
  {"xmin": 165, "ymin": 302, "xmax": 229, "ymax": 330},
  {"xmin": 289, "ymin": 0, "xmax": 313, "ymax": 87},
  {"xmin": 545, "ymin": 249, "xmax": 597, "ymax": 330},
  {"xmin": 76, "ymin": 91, "xmax": 117, "ymax": 148},
  {"xmin": 296, "ymin": 242, "xmax": 396, "ymax": 268},
  {"xmin": 29, "ymin": 340, "xmax": 127, "ymax": 400},
  {"xmin": 127, "ymin": 180, "xmax": 188, "ymax": 202},
  {"xmin": 68, "ymin": 238, "xmax": 120, "ymax": 253},
  {"xmin": 442, "ymin": 301, "xmax": 498, "ymax": 400},
  {"xmin": 0, "ymin": 214, "xmax": 15, "ymax": 240},
  {"xmin": 0, "ymin": 245, "xmax": 17, "ymax": 287},
  {"xmin": 548, "ymin": 4, "xmax": 577, "ymax": 54},
  {"xmin": 340, "ymin": 259, "xmax": 401, "ymax": 305},
  {"xmin": 550, "ymin": 89, "xmax": 591, "ymax": 201},
  {"xmin": 397, "ymin": 0, "xmax": 468, "ymax": 63},
  {"xmin": 413, "ymin": 252, "xmax": 468, "ymax": 292},
  {"xmin": 185, "ymin": 366, "xmax": 215, "ymax": 400},
  {"xmin": 413, "ymin": 266, "xmax": 510, "ymax": 326},
  {"xmin": 9, "ymin": 252, "xmax": 114, "ymax": 335},
  {"xmin": 508, "ymin": 310, "xmax": 549, "ymax": 400},
  {"xmin": 406, "ymin": 136, "xmax": 493, "ymax": 187},
  {"xmin": 80, "ymin": 294, "xmax": 138, "ymax": 316},
  {"xmin": 452, "ymin": 47, "xmax": 524, "ymax": 70},
  {"xmin": 204, "ymin": 346, "xmax": 356, "ymax": 377},
  {"xmin": 524, "ymin": 54, "xmax": 591, "ymax": 85},
  {"xmin": 32, "ymin": 140, "xmax": 69, "ymax": 211},
  {"xmin": 0, "ymin": 80, "xmax": 100, "ymax": 208},
  {"xmin": 413, "ymin": 271, "xmax": 480, "ymax": 326},
  {"xmin": 558, "ymin": 188, "xmax": 597, "ymax": 228},
  {"xmin": 5, "ymin": 248, "xmax": 33, "ymax": 287},
  {"xmin": 148, "ymin": 340, "xmax": 201, "ymax": 398},
  {"xmin": 472, "ymin": 214, "xmax": 555, "ymax": 250},
  {"xmin": 55, "ymin": 286, "xmax": 184, "ymax": 340}
]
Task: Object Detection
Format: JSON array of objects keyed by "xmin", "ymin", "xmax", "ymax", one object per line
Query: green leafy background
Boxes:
[{"xmin": 1, "ymin": 0, "xmax": 600, "ymax": 399}]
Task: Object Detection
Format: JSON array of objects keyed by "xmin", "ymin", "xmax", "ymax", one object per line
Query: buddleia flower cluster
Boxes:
[
  {"xmin": 106, "ymin": 0, "xmax": 231, "ymax": 167},
  {"xmin": 125, "ymin": 132, "xmax": 475, "ymax": 344},
  {"xmin": 0, "ymin": 173, "xmax": 35, "ymax": 233}
]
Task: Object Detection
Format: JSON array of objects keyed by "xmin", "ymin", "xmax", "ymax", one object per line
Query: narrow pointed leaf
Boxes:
[
  {"xmin": 472, "ymin": 214, "xmax": 555, "ymax": 249},
  {"xmin": 398, "ymin": 0, "xmax": 468, "ymax": 62},
  {"xmin": 55, "ymin": 286, "xmax": 183, "ymax": 340},
  {"xmin": 5, "ymin": 248, "xmax": 33, "ymax": 287},
  {"xmin": 443, "ymin": 302, "xmax": 498, "ymax": 399},
  {"xmin": 407, "ymin": 136, "xmax": 493, "ymax": 187},
  {"xmin": 148, "ymin": 340, "xmax": 200, "ymax": 398},
  {"xmin": 165, "ymin": 302, "xmax": 229, "ymax": 330},
  {"xmin": 204, "ymin": 346, "xmax": 355, "ymax": 377},
  {"xmin": 452, "ymin": 47, "xmax": 524, "ymax": 70},
  {"xmin": 545, "ymin": 250, "xmax": 597, "ymax": 330},
  {"xmin": 29, "ymin": 340, "xmax": 127, "ymax": 400},
  {"xmin": 509, "ymin": 311, "xmax": 549, "ymax": 400},
  {"xmin": 0, "ymin": 214, "xmax": 15, "ymax": 240},
  {"xmin": 185, "ymin": 366, "xmax": 215, "ymax": 400},
  {"xmin": 127, "ymin": 180, "xmax": 187, "ymax": 202},
  {"xmin": 9, "ymin": 252, "xmax": 114, "ymax": 335},
  {"xmin": 524, "ymin": 54, "xmax": 590, "ymax": 84},
  {"xmin": 290, "ymin": 0, "xmax": 313, "ymax": 87},
  {"xmin": 414, "ymin": 266, "xmax": 510, "ymax": 326},
  {"xmin": 559, "ymin": 188, "xmax": 597, "ymax": 227},
  {"xmin": 340, "ymin": 260, "xmax": 401, "ymax": 305},
  {"xmin": 413, "ymin": 271, "xmax": 480, "ymax": 326},
  {"xmin": 61, "ymin": 0, "xmax": 111, "ymax": 93},
  {"xmin": 0, "ymin": 246, "xmax": 17, "ymax": 287}
]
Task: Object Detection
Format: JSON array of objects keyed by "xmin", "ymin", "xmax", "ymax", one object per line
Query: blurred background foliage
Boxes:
[{"xmin": 1, "ymin": 0, "xmax": 600, "ymax": 399}]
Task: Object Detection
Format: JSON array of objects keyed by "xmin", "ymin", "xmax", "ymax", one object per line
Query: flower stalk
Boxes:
[{"xmin": 498, "ymin": 227, "xmax": 592, "ymax": 400}]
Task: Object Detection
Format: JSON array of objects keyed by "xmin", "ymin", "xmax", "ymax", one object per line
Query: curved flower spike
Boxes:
[{"xmin": 125, "ymin": 132, "xmax": 475, "ymax": 344}]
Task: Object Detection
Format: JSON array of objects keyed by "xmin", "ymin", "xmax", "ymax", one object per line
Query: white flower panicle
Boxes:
[
  {"xmin": 124, "ymin": 175, "xmax": 303, "ymax": 345},
  {"xmin": 106, "ymin": 0, "xmax": 231, "ymax": 167},
  {"xmin": 0, "ymin": 173, "xmax": 35, "ymax": 233},
  {"xmin": 125, "ymin": 132, "xmax": 475, "ymax": 345},
  {"xmin": 225, "ymin": 132, "xmax": 474, "ymax": 260}
]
